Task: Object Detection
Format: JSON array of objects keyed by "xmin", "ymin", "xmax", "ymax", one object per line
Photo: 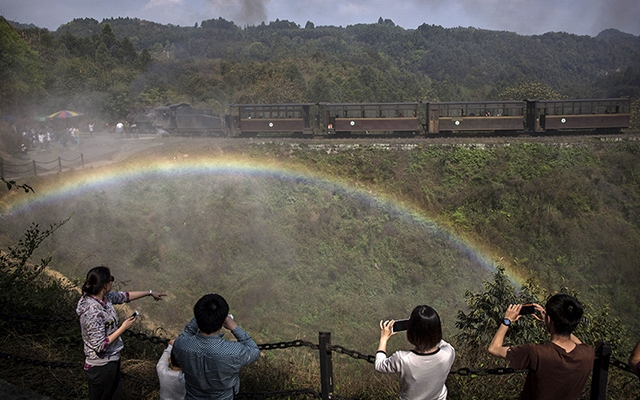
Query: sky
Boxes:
[{"xmin": 1, "ymin": 0, "xmax": 639, "ymax": 37}]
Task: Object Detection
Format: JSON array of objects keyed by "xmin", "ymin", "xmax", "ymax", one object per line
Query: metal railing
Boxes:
[
  {"xmin": 0, "ymin": 154, "xmax": 84, "ymax": 178},
  {"xmin": 0, "ymin": 312, "xmax": 637, "ymax": 399}
]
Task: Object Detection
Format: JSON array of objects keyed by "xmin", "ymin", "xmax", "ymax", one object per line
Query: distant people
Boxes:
[
  {"xmin": 38, "ymin": 132, "xmax": 45, "ymax": 151},
  {"xmin": 76, "ymin": 266, "xmax": 166, "ymax": 400},
  {"xmin": 131, "ymin": 122, "xmax": 139, "ymax": 139},
  {"xmin": 157, "ymin": 339, "xmax": 186, "ymax": 400},
  {"xmin": 375, "ymin": 305, "xmax": 455, "ymax": 400},
  {"xmin": 89, "ymin": 123, "xmax": 94, "ymax": 137},
  {"xmin": 116, "ymin": 122, "xmax": 124, "ymax": 136},
  {"xmin": 70, "ymin": 127, "xmax": 79, "ymax": 145},
  {"xmin": 488, "ymin": 294, "xmax": 595, "ymax": 400},
  {"xmin": 173, "ymin": 293, "xmax": 260, "ymax": 400},
  {"xmin": 630, "ymin": 340, "xmax": 640, "ymax": 378}
]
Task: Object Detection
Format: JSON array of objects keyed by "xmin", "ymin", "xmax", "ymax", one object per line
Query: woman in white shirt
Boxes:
[{"xmin": 375, "ymin": 305, "xmax": 455, "ymax": 400}]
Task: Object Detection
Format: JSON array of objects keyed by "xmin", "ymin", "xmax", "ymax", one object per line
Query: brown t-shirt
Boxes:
[{"xmin": 506, "ymin": 342, "xmax": 595, "ymax": 400}]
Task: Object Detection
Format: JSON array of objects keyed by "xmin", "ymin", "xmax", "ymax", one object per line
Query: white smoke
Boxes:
[{"xmin": 207, "ymin": 0, "xmax": 270, "ymax": 26}]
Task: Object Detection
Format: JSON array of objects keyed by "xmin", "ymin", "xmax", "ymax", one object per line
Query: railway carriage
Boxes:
[
  {"xmin": 426, "ymin": 101, "xmax": 526, "ymax": 134},
  {"xmin": 229, "ymin": 103, "xmax": 317, "ymax": 136},
  {"xmin": 324, "ymin": 102, "xmax": 420, "ymax": 135},
  {"xmin": 525, "ymin": 98, "xmax": 630, "ymax": 133}
]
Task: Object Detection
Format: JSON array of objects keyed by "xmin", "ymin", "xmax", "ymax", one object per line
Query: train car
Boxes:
[
  {"xmin": 229, "ymin": 103, "xmax": 317, "ymax": 136},
  {"xmin": 128, "ymin": 110, "xmax": 156, "ymax": 133},
  {"xmin": 525, "ymin": 98, "xmax": 631, "ymax": 133},
  {"xmin": 426, "ymin": 101, "xmax": 526, "ymax": 134},
  {"xmin": 323, "ymin": 102, "xmax": 420, "ymax": 135},
  {"xmin": 154, "ymin": 103, "xmax": 225, "ymax": 136}
]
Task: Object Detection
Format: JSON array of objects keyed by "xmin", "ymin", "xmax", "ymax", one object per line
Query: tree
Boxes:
[
  {"xmin": 136, "ymin": 48, "xmax": 153, "ymax": 71},
  {"xmin": 455, "ymin": 267, "xmax": 544, "ymax": 348},
  {"xmin": 306, "ymin": 74, "xmax": 332, "ymax": 102},
  {"xmin": 119, "ymin": 37, "xmax": 138, "ymax": 65},
  {"xmin": 499, "ymin": 82, "xmax": 566, "ymax": 100},
  {"xmin": 0, "ymin": 17, "xmax": 45, "ymax": 112},
  {"xmin": 102, "ymin": 82, "xmax": 132, "ymax": 120},
  {"xmin": 99, "ymin": 23, "xmax": 119, "ymax": 51}
]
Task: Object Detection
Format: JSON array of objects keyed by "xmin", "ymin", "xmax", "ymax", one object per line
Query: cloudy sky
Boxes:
[{"xmin": 1, "ymin": 0, "xmax": 639, "ymax": 37}]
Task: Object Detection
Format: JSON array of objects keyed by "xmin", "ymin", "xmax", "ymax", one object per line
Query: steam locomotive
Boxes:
[{"xmin": 143, "ymin": 98, "xmax": 631, "ymax": 137}]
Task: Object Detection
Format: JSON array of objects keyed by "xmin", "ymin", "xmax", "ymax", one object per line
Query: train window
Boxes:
[
  {"xmin": 443, "ymin": 108, "xmax": 462, "ymax": 117},
  {"xmin": 364, "ymin": 109, "xmax": 377, "ymax": 118}
]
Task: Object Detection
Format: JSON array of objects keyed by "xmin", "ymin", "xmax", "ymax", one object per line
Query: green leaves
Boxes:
[{"xmin": 1, "ymin": 177, "xmax": 34, "ymax": 193}]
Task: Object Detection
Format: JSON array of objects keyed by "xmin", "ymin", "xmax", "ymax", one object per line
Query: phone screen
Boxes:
[
  {"xmin": 519, "ymin": 304, "xmax": 535, "ymax": 315},
  {"xmin": 392, "ymin": 319, "xmax": 409, "ymax": 332}
]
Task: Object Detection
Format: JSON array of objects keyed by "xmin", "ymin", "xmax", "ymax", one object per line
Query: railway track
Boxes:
[{"xmin": 218, "ymin": 130, "xmax": 640, "ymax": 149}]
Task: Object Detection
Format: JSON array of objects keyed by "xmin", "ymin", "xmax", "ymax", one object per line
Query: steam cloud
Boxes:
[{"xmin": 208, "ymin": 0, "xmax": 270, "ymax": 26}]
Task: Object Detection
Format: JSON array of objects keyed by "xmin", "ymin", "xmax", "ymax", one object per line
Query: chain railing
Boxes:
[
  {"xmin": 0, "ymin": 312, "xmax": 637, "ymax": 399},
  {"xmin": 0, "ymin": 154, "xmax": 84, "ymax": 178}
]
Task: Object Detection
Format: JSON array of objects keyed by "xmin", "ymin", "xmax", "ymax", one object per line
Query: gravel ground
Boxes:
[{"xmin": 4, "ymin": 129, "xmax": 639, "ymax": 181}]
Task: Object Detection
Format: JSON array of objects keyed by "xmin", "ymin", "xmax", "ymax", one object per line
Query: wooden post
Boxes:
[
  {"xmin": 58, "ymin": 157, "xmax": 62, "ymax": 173},
  {"xmin": 318, "ymin": 332, "xmax": 334, "ymax": 400},
  {"xmin": 590, "ymin": 341, "xmax": 611, "ymax": 400},
  {"xmin": 32, "ymin": 160, "xmax": 37, "ymax": 176}
]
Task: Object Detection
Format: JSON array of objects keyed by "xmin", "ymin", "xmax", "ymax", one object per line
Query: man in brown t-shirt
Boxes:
[
  {"xmin": 488, "ymin": 294, "xmax": 595, "ymax": 400},
  {"xmin": 630, "ymin": 340, "xmax": 640, "ymax": 378}
]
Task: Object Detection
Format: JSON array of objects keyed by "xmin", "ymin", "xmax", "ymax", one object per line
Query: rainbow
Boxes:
[{"xmin": 1, "ymin": 157, "xmax": 528, "ymax": 287}]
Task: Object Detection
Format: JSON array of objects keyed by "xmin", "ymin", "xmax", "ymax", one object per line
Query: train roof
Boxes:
[
  {"xmin": 525, "ymin": 98, "xmax": 630, "ymax": 104},
  {"xmin": 321, "ymin": 102, "xmax": 419, "ymax": 106},
  {"xmin": 155, "ymin": 103, "xmax": 191, "ymax": 110},
  {"xmin": 230, "ymin": 103, "xmax": 316, "ymax": 107}
]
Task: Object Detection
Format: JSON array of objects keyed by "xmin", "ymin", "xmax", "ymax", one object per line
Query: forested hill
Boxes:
[{"xmin": 3, "ymin": 15, "xmax": 640, "ymax": 121}]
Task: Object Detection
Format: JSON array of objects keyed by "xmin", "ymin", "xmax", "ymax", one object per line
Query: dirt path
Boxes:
[
  {"xmin": 35, "ymin": 130, "xmax": 164, "ymax": 165},
  {"xmin": 6, "ymin": 130, "xmax": 164, "ymax": 178}
]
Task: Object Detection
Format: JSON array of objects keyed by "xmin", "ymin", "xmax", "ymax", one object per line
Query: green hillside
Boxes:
[
  {"xmin": 2, "ymin": 15, "xmax": 639, "ymax": 126},
  {"xmin": 1, "ymin": 137, "xmax": 639, "ymax": 398}
]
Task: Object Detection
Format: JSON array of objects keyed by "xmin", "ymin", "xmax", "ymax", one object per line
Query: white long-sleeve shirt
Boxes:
[{"xmin": 156, "ymin": 344, "xmax": 186, "ymax": 400}]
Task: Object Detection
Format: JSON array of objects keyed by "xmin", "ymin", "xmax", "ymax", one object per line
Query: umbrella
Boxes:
[{"xmin": 47, "ymin": 110, "xmax": 82, "ymax": 119}]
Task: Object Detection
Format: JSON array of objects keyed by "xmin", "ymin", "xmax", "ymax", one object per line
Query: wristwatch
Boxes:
[{"xmin": 502, "ymin": 318, "xmax": 511, "ymax": 327}]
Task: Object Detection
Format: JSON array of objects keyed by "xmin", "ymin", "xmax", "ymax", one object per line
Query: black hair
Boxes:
[
  {"xmin": 545, "ymin": 294, "xmax": 584, "ymax": 336},
  {"xmin": 193, "ymin": 293, "xmax": 229, "ymax": 334},
  {"xmin": 170, "ymin": 348, "xmax": 180, "ymax": 369},
  {"xmin": 81, "ymin": 266, "xmax": 112, "ymax": 296},
  {"xmin": 406, "ymin": 305, "xmax": 443, "ymax": 352}
]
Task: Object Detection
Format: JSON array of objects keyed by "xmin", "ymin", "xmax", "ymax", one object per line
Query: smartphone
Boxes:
[
  {"xmin": 519, "ymin": 304, "xmax": 536, "ymax": 315},
  {"xmin": 392, "ymin": 319, "xmax": 409, "ymax": 332},
  {"xmin": 130, "ymin": 310, "xmax": 139, "ymax": 319}
]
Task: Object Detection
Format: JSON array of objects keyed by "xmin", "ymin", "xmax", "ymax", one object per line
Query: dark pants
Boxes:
[{"xmin": 85, "ymin": 360, "xmax": 123, "ymax": 400}]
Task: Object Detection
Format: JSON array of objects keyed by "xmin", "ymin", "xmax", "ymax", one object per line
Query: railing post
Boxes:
[
  {"xmin": 32, "ymin": 160, "xmax": 37, "ymax": 176},
  {"xmin": 81, "ymin": 153, "xmax": 84, "ymax": 169},
  {"xmin": 0, "ymin": 157, "xmax": 4, "ymax": 177},
  {"xmin": 590, "ymin": 341, "xmax": 611, "ymax": 400},
  {"xmin": 318, "ymin": 332, "xmax": 334, "ymax": 400},
  {"xmin": 58, "ymin": 157, "xmax": 62, "ymax": 173}
]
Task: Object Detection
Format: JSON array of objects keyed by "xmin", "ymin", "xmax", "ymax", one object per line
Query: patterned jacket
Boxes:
[{"xmin": 76, "ymin": 291, "xmax": 129, "ymax": 366}]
